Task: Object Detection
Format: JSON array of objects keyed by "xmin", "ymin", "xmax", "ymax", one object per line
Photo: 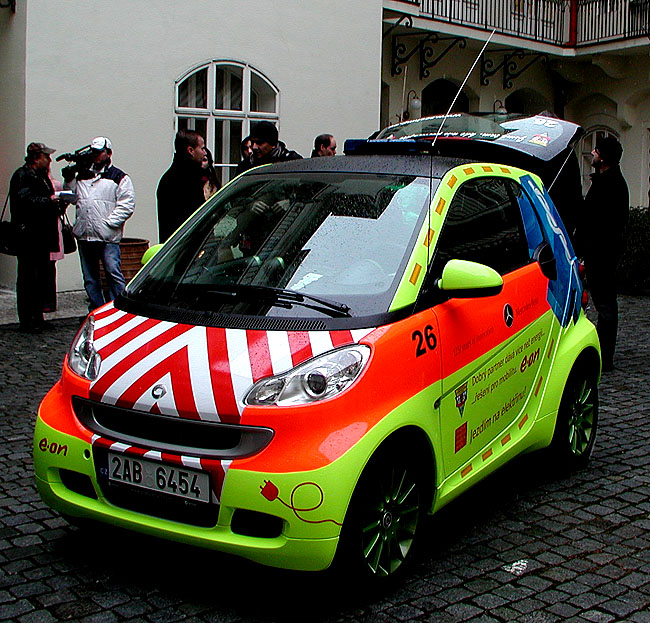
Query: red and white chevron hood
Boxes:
[{"xmin": 89, "ymin": 304, "xmax": 375, "ymax": 425}]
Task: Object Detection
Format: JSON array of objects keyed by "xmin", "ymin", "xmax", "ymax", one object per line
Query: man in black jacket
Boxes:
[
  {"xmin": 9, "ymin": 142, "xmax": 63, "ymax": 332},
  {"xmin": 157, "ymin": 130, "xmax": 208, "ymax": 243},
  {"xmin": 578, "ymin": 136, "xmax": 629, "ymax": 371},
  {"xmin": 237, "ymin": 121, "xmax": 302, "ymax": 174}
]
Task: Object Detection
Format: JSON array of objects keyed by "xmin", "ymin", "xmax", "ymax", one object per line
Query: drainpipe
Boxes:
[{"xmin": 568, "ymin": 0, "xmax": 578, "ymax": 47}]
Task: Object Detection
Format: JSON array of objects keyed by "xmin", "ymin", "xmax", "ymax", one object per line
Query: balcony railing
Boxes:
[
  {"xmin": 405, "ymin": 0, "xmax": 649, "ymax": 46},
  {"xmin": 578, "ymin": 0, "xmax": 649, "ymax": 44}
]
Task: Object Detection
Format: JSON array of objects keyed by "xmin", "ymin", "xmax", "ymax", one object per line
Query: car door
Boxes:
[{"xmin": 429, "ymin": 174, "xmax": 556, "ymax": 480}]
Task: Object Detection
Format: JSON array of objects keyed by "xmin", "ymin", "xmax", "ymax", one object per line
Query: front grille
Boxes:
[{"xmin": 72, "ymin": 396, "xmax": 274, "ymax": 459}]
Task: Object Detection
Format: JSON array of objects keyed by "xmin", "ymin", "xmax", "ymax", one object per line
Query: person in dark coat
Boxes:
[
  {"xmin": 577, "ymin": 136, "xmax": 629, "ymax": 371},
  {"xmin": 8, "ymin": 142, "xmax": 64, "ymax": 332},
  {"xmin": 157, "ymin": 130, "xmax": 207, "ymax": 243},
  {"xmin": 237, "ymin": 121, "xmax": 302, "ymax": 174}
]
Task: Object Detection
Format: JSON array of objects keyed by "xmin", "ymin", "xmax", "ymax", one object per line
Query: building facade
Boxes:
[
  {"xmin": 0, "ymin": 0, "xmax": 382, "ymax": 290},
  {"xmin": 1, "ymin": 0, "xmax": 648, "ymax": 292},
  {"xmin": 382, "ymin": 0, "xmax": 650, "ymax": 199}
]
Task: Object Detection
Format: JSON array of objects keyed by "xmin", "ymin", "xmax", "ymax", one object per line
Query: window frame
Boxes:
[{"xmin": 174, "ymin": 60, "xmax": 280, "ymax": 185}]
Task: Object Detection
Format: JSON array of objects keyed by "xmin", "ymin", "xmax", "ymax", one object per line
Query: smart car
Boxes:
[{"xmin": 34, "ymin": 114, "xmax": 600, "ymax": 582}]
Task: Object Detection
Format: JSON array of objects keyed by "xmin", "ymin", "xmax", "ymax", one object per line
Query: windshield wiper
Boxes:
[{"xmin": 204, "ymin": 284, "xmax": 352, "ymax": 318}]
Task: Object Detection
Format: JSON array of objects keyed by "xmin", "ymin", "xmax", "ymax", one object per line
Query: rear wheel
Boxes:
[
  {"xmin": 549, "ymin": 363, "xmax": 599, "ymax": 471},
  {"xmin": 338, "ymin": 444, "xmax": 427, "ymax": 583}
]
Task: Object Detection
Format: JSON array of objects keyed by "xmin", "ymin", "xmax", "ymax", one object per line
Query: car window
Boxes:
[{"xmin": 433, "ymin": 176, "xmax": 531, "ymax": 276}]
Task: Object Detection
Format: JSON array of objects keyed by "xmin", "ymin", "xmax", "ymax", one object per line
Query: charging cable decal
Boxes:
[{"xmin": 260, "ymin": 479, "xmax": 342, "ymax": 526}]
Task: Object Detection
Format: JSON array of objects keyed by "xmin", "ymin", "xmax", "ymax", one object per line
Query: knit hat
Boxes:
[
  {"xmin": 249, "ymin": 121, "xmax": 278, "ymax": 146},
  {"xmin": 595, "ymin": 136, "xmax": 622, "ymax": 165}
]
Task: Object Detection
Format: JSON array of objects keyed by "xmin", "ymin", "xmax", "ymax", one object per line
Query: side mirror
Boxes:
[
  {"xmin": 141, "ymin": 243, "xmax": 163, "ymax": 265},
  {"xmin": 532, "ymin": 241, "xmax": 557, "ymax": 280},
  {"xmin": 436, "ymin": 259, "xmax": 503, "ymax": 298}
]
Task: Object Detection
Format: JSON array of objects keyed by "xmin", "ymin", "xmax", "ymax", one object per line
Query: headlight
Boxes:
[
  {"xmin": 244, "ymin": 345, "xmax": 371, "ymax": 406},
  {"xmin": 67, "ymin": 317, "xmax": 102, "ymax": 381}
]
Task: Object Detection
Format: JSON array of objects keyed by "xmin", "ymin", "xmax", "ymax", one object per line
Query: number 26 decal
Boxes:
[{"xmin": 413, "ymin": 325, "xmax": 437, "ymax": 357}]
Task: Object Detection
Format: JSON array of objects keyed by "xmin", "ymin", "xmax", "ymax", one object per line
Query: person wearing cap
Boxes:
[
  {"xmin": 8, "ymin": 142, "xmax": 65, "ymax": 332},
  {"xmin": 156, "ymin": 129, "xmax": 210, "ymax": 243},
  {"xmin": 311, "ymin": 134, "xmax": 337, "ymax": 157},
  {"xmin": 65, "ymin": 136, "xmax": 135, "ymax": 311},
  {"xmin": 238, "ymin": 121, "xmax": 302, "ymax": 174},
  {"xmin": 577, "ymin": 135, "xmax": 629, "ymax": 372}
]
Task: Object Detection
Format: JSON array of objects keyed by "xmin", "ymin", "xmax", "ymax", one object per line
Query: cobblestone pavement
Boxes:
[{"xmin": 1, "ymin": 297, "xmax": 649, "ymax": 623}]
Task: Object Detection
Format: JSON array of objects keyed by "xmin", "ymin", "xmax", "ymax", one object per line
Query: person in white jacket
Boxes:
[{"xmin": 65, "ymin": 137, "xmax": 135, "ymax": 311}]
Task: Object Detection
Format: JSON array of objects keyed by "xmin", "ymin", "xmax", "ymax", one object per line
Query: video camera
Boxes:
[{"xmin": 56, "ymin": 145, "xmax": 94, "ymax": 181}]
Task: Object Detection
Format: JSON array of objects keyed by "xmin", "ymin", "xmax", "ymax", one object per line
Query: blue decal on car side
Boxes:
[{"xmin": 520, "ymin": 175, "xmax": 582, "ymax": 327}]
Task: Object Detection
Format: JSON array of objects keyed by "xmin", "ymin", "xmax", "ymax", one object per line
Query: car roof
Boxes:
[
  {"xmin": 243, "ymin": 153, "xmax": 474, "ymax": 179},
  {"xmin": 371, "ymin": 113, "xmax": 583, "ymax": 163}
]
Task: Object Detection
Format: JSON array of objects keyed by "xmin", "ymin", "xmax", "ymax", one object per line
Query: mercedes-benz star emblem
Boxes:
[
  {"xmin": 151, "ymin": 384, "xmax": 167, "ymax": 400},
  {"xmin": 504, "ymin": 304, "xmax": 514, "ymax": 328}
]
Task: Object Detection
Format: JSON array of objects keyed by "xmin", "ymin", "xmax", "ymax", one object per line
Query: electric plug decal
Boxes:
[
  {"xmin": 260, "ymin": 479, "xmax": 279, "ymax": 501},
  {"xmin": 259, "ymin": 479, "xmax": 342, "ymax": 526}
]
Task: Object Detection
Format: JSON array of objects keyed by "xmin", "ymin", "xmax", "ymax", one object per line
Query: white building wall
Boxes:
[
  {"xmin": 2, "ymin": 0, "xmax": 382, "ymax": 291},
  {"xmin": 0, "ymin": 6, "xmax": 26, "ymax": 290}
]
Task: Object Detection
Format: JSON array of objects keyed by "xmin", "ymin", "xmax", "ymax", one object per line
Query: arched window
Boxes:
[
  {"xmin": 175, "ymin": 61, "xmax": 279, "ymax": 185},
  {"xmin": 579, "ymin": 127, "xmax": 618, "ymax": 193}
]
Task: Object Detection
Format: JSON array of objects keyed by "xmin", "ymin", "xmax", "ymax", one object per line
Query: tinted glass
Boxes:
[
  {"xmin": 434, "ymin": 176, "xmax": 530, "ymax": 275},
  {"xmin": 177, "ymin": 117, "xmax": 207, "ymax": 141},
  {"xmin": 250, "ymin": 72, "xmax": 276, "ymax": 113},
  {"xmin": 215, "ymin": 65, "xmax": 243, "ymax": 110},
  {"xmin": 177, "ymin": 68, "xmax": 208, "ymax": 109}
]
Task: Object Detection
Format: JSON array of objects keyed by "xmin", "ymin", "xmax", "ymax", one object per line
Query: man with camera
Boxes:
[
  {"xmin": 8, "ymin": 142, "xmax": 65, "ymax": 332},
  {"xmin": 63, "ymin": 137, "xmax": 135, "ymax": 311}
]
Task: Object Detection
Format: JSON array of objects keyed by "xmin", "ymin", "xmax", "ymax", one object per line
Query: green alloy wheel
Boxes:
[
  {"xmin": 551, "ymin": 363, "xmax": 599, "ymax": 470},
  {"xmin": 340, "ymin": 445, "xmax": 427, "ymax": 582}
]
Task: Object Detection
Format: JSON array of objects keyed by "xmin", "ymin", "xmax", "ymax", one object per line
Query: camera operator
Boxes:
[
  {"xmin": 63, "ymin": 137, "xmax": 135, "ymax": 311},
  {"xmin": 9, "ymin": 142, "xmax": 66, "ymax": 332}
]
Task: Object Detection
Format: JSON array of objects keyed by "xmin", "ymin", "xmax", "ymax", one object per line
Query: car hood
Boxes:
[{"xmin": 87, "ymin": 303, "xmax": 376, "ymax": 424}]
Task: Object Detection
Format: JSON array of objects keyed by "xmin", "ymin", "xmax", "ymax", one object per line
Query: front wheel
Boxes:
[
  {"xmin": 337, "ymin": 445, "xmax": 427, "ymax": 583},
  {"xmin": 549, "ymin": 362, "xmax": 599, "ymax": 471}
]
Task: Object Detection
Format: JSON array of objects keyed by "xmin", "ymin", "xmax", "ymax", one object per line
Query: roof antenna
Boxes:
[
  {"xmin": 426, "ymin": 29, "xmax": 496, "ymax": 274},
  {"xmin": 431, "ymin": 29, "xmax": 496, "ymax": 151}
]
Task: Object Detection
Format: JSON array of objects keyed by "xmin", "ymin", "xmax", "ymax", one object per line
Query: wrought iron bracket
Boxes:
[
  {"xmin": 392, "ymin": 32, "xmax": 431, "ymax": 76},
  {"xmin": 383, "ymin": 14, "xmax": 413, "ymax": 40},
  {"xmin": 421, "ymin": 36, "xmax": 467, "ymax": 79},
  {"xmin": 481, "ymin": 49, "xmax": 548, "ymax": 89},
  {"xmin": 392, "ymin": 32, "xmax": 467, "ymax": 78}
]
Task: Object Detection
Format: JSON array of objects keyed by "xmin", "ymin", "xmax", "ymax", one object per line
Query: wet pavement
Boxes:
[{"xmin": 1, "ymin": 296, "xmax": 649, "ymax": 622}]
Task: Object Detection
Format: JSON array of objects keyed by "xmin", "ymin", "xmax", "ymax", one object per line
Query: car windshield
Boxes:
[{"xmin": 127, "ymin": 172, "xmax": 435, "ymax": 318}]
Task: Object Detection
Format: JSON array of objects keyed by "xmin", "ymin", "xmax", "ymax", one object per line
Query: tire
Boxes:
[
  {"xmin": 549, "ymin": 362, "xmax": 599, "ymax": 471},
  {"xmin": 337, "ymin": 444, "xmax": 427, "ymax": 583}
]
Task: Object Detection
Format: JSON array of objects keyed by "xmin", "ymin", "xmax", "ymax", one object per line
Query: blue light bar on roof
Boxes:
[{"xmin": 343, "ymin": 138, "xmax": 435, "ymax": 156}]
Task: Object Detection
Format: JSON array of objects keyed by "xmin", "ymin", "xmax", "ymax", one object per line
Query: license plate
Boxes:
[{"xmin": 107, "ymin": 452, "xmax": 211, "ymax": 503}]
